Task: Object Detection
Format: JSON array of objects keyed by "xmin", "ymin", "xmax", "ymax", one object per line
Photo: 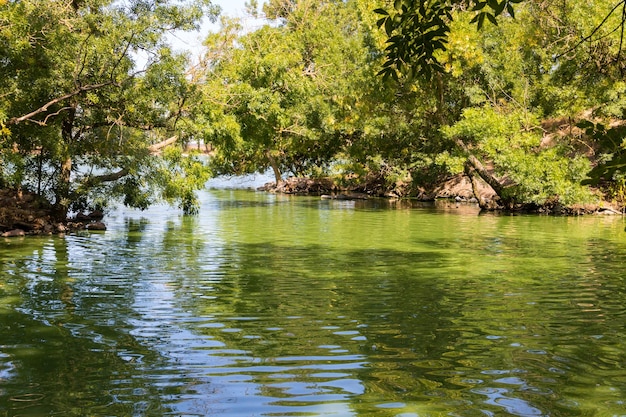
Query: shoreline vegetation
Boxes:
[
  {"xmin": 3, "ymin": 1, "xmax": 626, "ymax": 236},
  {"xmin": 2, "ymin": 174, "xmax": 622, "ymax": 238},
  {"xmin": 257, "ymin": 176, "xmax": 625, "ymax": 216}
]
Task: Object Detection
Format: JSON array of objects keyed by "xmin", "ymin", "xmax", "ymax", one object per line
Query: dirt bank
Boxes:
[
  {"xmin": 0, "ymin": 189, "xmax": 105, "ymax": 237},
  {"xmin": 258, "ymin": 175, "xmax": 624, "ymax": 216}
]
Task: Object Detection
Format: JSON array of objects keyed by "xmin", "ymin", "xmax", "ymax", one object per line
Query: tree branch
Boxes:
[
  {"xmin": 7, "ymin": 68, "xmax": 148, "ymax": 127},
  {"xmin": 556, "ymin": 0, "xmax": 626, "ymax": 59},
  {"xmin": 7, "ymin": 81, "xmax": 115, "ymax": 126},
  {"xmin": 79, "ymin": 135, "xmax": 178, "ymax": 187},
  {"xmin": 148, "ymin": 135, "xmax": 178, "ymax": 153},
  {"xmin": 83, "ymin": 168, "xmax": 130, "ymax": 187}
]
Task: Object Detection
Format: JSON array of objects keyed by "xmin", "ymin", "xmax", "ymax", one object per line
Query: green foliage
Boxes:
[
  {"xmin": 0, "ymin": 0, "xmax": 218, "ymax": 217},
  {"xmin": 580, "ymin": 121, "xmax": 626, "ymax": 189},
  {"xmin": 2, "ymin": 0, "xmax": 620, "ymax": 216},
  {"xmin": 193, "ymin": 0, "xmax": 623, "ymax": 208},
  {"xmin": 445, "ymin": 107, "xmax": 595, "ymax": 205},
  {"xmin": 200, "ymin": 0, "xmax": 378, "ymax": 182},
  {"xmin": 375, "ymin": 0, "xmax": 524, "ymax": 81}
]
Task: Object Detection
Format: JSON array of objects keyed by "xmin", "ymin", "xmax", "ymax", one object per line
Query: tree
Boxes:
[
  {"xmin": 375, "ymin": 0, "xmax": 626, "ymax": 207},
  {"xmin": 0, "ymin": 0, "xmax": 218, "ymax": 218},
  {"xmin": 199, "ymin": 0, "xmax": 375, "ymax": 185},
  {"xmin": 375, "ymin": 0, "xmax": 524, "ymax": 81}
]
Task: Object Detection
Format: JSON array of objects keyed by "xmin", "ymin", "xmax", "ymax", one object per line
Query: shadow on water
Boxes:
[
  {"xmin": 207, "ymin": 188, "xmax": 485, "ymax": 214},
  {"xmin": 1, "ymin": 189, "xmax": 625, "ymax": 416},
  {"xmin": 0, "ymin": 237, "xmax": 174, "ymax": 416}
]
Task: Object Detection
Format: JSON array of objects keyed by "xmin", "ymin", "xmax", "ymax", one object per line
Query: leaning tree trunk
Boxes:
[
  {"xmin": 455, "ymin": 137, "xmax": 512, "ymax": 209},
  {"xmin": 266, "ymin": 150, "xmax": 283, "ymax": 185}
]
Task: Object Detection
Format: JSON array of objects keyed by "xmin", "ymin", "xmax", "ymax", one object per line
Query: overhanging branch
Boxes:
[
  {"xmin": 148, "ymin": 135, "xmax": 178, "ymax": 153},
  {"xmin": 80, "ymin": 168, "xmax": 130, "ymax": 188},
  {"xmin": 80, "ymin": 136, "xmax": 177, "ymax": 188},
  {"xmin": 7, "ymin": 82, "xmax": 115, "ymax": 126},
  {"xmin": 7, "ymin": 68, "xmax": 148, "ymax": 126}
]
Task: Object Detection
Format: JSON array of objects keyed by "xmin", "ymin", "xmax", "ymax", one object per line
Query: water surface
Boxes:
[{"xmin": 1, "ymin": 190, "xmax": 625, "ymax": 416}]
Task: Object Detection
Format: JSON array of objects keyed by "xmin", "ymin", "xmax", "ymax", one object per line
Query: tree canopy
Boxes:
[
  {"xmin": 2, "ymin": 0, "xmax": 626, "ymax": 222},
  {"xmin": 375, "ymin": 0, "xmax": 524, "ymax": 81},
  {"xmin": 193, "ymin": 0, "xmax": 626, "ymax": 210},
  {"xmin": 0, "ymin": 0, "xmax": 218, "ymax": 217}
]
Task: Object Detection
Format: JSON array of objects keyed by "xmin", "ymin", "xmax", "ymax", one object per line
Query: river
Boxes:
[{"xmin": 1, "ymin": 187, "xmax": 625, "ymax": 416}]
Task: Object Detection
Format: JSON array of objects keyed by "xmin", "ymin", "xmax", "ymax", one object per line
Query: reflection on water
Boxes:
[{"xmin": 1, "ymin": 189, "xmax": 625, "ymax": 416}]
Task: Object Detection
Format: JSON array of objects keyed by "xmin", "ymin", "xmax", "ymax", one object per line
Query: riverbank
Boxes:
[
  {"xmin": 2, "ymin": 175, "xmax": 622, "ymax": 238},
  {"xmin": 258, "ymin": 176, "xmax": 624, "ymax": 216},
  {"xmin": 0, "ymin": 188, "xmax": 106, "ymax": 237}
]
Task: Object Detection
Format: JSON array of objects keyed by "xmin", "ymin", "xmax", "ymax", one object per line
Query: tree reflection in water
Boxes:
[{"xmin": 1, "ymin": 190, "xmax": 625, "ymax": 416}]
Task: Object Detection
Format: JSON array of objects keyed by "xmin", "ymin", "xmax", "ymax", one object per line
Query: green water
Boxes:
[{"xmin": 1, "ymin": 189, "xmax": 625, "ymax": 416}]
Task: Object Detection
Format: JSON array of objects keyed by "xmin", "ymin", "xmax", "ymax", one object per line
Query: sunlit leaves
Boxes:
[
  {"xmin": 377, "ymin": 0, "xmax": 522, "ymax": 81},
  {"xmin": 200, "ymin": 0, "xmax": 375, "ymax": 181},
  {"xmin": 0, "ymin": 0, "xmax": 218, "ymax": 214},
  {"xmin": 445, "ymin": 107, "xmax": 595, "ymax": 205}
]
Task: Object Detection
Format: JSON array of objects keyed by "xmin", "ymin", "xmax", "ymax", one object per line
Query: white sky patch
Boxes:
[{"xmin": 168, "ymin": 0, "xmax": 268, "ymax": 62}]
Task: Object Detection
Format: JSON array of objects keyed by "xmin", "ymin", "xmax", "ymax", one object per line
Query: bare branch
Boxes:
[
  {"xmin": 42, "ymin": 106, "xmax": 75, "ymax": 125},
  {"xmin": 7, "ymin": 81, "xmax": 115, "ymax": 126},
  {"xmin": 112, "ymin": 33, "xmax": 135, "ymax": 81},
  {"xmin": 80, "ymin": 168, "xmax": 130, "ymax": 188},
  {"xmin": 148, "ymin": 136, "xmax": 178, "ymax": 153},
  {"xmin": 7, "ymin": 67, "xmax": 148, "ymax": 127},
  {"xmin": 556, "ymin": 0, "xmax": 626, "ymax": 59}
]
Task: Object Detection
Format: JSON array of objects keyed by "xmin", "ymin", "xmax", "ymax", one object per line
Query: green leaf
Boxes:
[
  {"xmin": 373, "ymin": 8, "xmax": 389, "ymax": 16},
  {"xmin": 494, "ymin": 0, "xmax": 506, "ymax": 15},
  {"xmin": 472, "ymin": 1, "xmax": 487, "ymax": 11},
  {"xmin": 478, "ymin": 14, "xmax": 484, "ymax": 30},
  {"xmin": 506, "ymin": 3, "xmax": 515, "ymax": 18},
  {"xmin": 385, "ymin": 17, "xmax": 394, "ymax": 36},
  {"xmin": 477, "ymin": 12, "xmax": 486, "ymax": 30}
]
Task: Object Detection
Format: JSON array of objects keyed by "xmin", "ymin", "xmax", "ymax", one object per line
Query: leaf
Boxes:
[
  {"xmin": 477, "ymin": 12, "xmax": 486, "ymax": 30},
  {"xmin": 373, "ymin": 8, "xmax": 389, "ymax": 16},
  {"xmin": 486, "ymin": 12, "xmax": 498, "ymax": 26},
  {"xmin": 385, "ymin": 17, "xmax": 394, "ymax": 36},
  {"xmin": 575, "ymin": 120, "xmax": 594, "ymax": 130},
  {"xmin": 506, "ymin": 3, "xmax": 515, "ymax": 18},
  {"xmin": 472, "ymin": 1, "xmax": 487, "ymax": 11},
  {"xmin": 582, "ymin": 153, "xmax": 626, "ymax": 185},
  {"xmin": 394, "ymin": 0, "xmax": 402, "ymax": 11},
  {"xmin": 494, "ymin": 0, "xmax": 506, "ymax": 15}
]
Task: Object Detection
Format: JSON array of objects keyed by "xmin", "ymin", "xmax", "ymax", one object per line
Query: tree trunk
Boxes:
[
  {"xmin": 54, "ymin": 156, "xmax": 72, "ymax": 220},
  {"xmin": 455, "ymin": 137, "xmax": 511, "ymax": 208},
  {"xmin": 54, "ymin": 107, "xmax": 76, "ymax": 220},
  {"xmin": 465, "ymin": 162, "xmax": 498, "ymax": 210},
  {"xmin": 266, "ymin": 150, "xmax": 283, "ymax": 184}
]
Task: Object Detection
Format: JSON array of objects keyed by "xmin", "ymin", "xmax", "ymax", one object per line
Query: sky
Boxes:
[{"xmin": 168, "ymin": 0, "xmax": 267, "ymax": 59}]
